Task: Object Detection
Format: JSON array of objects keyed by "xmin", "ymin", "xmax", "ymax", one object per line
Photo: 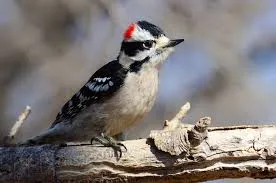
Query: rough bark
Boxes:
[{"xmin": 0, "ymin": 125, "xmax": 276, "ymax": 183}]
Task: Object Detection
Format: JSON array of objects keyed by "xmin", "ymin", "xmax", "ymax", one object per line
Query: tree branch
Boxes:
[
  {"xmin": 1, "ymin": 103, "xmax": 276, "ymax": 182},
  {"xmin": 0, "ymin": 125, "xmax": 275, "ymax": 182}
]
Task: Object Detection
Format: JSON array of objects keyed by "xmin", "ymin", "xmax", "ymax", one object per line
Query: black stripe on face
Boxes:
[
  {"xmin": 120, "ymin": 41, "xmax": 149, "ymax": 57},
  {"xmin": 129, "ymin": 56, "xmax": 150, "ymax": 73}
]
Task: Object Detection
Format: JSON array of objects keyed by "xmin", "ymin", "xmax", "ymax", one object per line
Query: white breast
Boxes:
[{"xmin": 104, "ymin": 64, "xmax": 159, "ymax": 136}]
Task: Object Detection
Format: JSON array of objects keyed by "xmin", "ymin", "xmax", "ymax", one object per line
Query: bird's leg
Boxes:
[
  {"xmin": 104, "ymin": 135, "xmax": 127, "ymax": 151},
  {"xmin": 91, "ymin": 133, "xmax": 109, "ymax": 146},
  {"xmin": 91, "ymin": 133, "xmax": 127, "ymax": 157}
]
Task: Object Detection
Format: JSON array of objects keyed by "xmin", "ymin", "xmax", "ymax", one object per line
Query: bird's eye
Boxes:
[{"xmin": 143, "ymin": 40, "xmax": 154, "ymax": 49}]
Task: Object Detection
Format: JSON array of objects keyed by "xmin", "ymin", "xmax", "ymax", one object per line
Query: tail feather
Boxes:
[{"xmin": 17, "ymin": 129, "xmax": 63, "ymax": 146}]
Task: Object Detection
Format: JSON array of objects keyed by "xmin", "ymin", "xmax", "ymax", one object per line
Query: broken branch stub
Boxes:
[
  {"xmin": 150, "ymin": 102, "xmax": 211, "ymax": 156},
  {"xmin": 150, "ymin": 117, "xmax": 211, "ymax": 156}
]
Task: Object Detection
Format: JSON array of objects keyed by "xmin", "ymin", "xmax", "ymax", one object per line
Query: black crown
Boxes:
[{"xmin": 137, "ymin": 20, "xmax": 165, "ymax": 38}]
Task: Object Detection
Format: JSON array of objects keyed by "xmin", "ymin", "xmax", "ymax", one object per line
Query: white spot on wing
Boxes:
[
  {"xmin": 103, "ymin": 84, "xmax": 109, "ymax": 91},
  {"xmin": 99, "ymin": 85, "xmax": 104, "ymax": 91},
  {"xmin": 94, "ymin": 77, "xmax": 111, "ymax": 83},
  {"xmin": 109, "ymin": 81, "xmax": 114, "ymax": 86},
  {"xmin": 79, "ymin": 94, "xmax": 85, "ymax": 102},
  {"xmin": 94, "ymin": 85, "xmax": 101, "ymax": 92},
  {"xmin": 86, "ymin": 82, "xmax": 96, "ymax": 90},
  {"xmin": 68, "ymin": 101, "xmax": 73, "ymax": 107}
]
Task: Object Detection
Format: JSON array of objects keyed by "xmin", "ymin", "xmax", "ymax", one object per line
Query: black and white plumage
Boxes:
[
  {"xmin": 20, "ymin": 20, "xmax": 184, "ymax": 147},
  {"xmin": 51, "ymin": 60, "xmax": 128, "ymax": 128}
]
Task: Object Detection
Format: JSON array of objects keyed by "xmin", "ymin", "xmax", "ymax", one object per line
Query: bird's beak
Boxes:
[{"xmin": 163, "ymin": 39, "xmax": 184, "ymax": 48}]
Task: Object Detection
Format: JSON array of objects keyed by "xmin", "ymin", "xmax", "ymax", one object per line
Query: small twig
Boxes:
[
  {"xmin": 9, "ymin": 105, "xmax": 31, "ymax": 138},
  {"xmin": 163, "ymin": 102, "xmax": 191, "ymax": 130},
  {"xmin": 2, "ymin": 105, "xmax": 31, "ymax": 145}
]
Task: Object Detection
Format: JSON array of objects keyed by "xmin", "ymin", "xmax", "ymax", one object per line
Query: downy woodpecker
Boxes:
[{"xmin": 20, "ymin": 20, "xmax": 184, "ymax": 155}]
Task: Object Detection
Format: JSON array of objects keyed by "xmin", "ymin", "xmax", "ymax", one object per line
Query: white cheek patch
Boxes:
[
  {"xmin": 150, "ymin": 47, "xmax": 174, "ymax": 68},
  {"xmin": 156, "ymin": 36, "xmax": 170, "ymax": 48}
]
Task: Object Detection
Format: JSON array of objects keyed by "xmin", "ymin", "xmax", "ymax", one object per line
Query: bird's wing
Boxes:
[{"xmin": 50, "ymin": 60, "xmax": 128, "ymax": 128}]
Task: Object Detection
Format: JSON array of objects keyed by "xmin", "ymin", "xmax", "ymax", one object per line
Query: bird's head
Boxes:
[{"xmin": 119, "ymin": 20, "xmax": 184, "ymax": 71}]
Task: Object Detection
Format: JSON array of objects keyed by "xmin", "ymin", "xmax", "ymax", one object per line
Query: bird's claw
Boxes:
[
  {"xmin": 117, "ymin": 142, "xmax": 127, "ymax": 151},
  {"xmin": 91, "ymin": 133, "xmax": 127, "ymax": 158}
]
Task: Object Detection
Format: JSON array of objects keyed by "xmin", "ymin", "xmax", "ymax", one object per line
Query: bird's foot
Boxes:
[{"xmin": 91, "ymin": 133, "xmax": 127, "ymax": 158}]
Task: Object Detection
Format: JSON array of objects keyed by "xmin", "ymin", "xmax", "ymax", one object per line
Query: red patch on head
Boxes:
[{"xmin": 124, "ymin": 23, "xmax": 135, "ymax": 40}]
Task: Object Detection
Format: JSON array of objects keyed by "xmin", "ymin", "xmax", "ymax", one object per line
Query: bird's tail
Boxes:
[{"xmin": 17, "ymin": 129, "xmax": 62, "ymax": 146}]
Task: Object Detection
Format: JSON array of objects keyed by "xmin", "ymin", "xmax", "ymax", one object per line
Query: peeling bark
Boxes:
[{"xmin": 0, "ymin": 125, "xmax": 276, "ymax": 182}]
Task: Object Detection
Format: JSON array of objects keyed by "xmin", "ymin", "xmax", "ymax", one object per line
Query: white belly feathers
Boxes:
[{"xmin": 104, "ymin": 65, "xmax": 159, "ymax": 136}]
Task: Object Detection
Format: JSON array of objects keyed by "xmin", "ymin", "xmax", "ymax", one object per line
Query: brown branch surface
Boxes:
[{"xmin": 0, "ymin": 125, "xmax": 276, "ymax": 182}]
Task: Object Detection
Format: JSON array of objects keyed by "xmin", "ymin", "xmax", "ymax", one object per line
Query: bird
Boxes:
[{"xmin": 19, "ymin": 20, "xmax": 184, "ymax": 155}]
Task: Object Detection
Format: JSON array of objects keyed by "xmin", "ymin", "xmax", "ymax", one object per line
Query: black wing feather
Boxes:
[{"xmin": 50, "ymin": 60, "xmax": 128, "ymax": 128}]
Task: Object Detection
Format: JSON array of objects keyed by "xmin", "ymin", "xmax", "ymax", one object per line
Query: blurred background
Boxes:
[
  {"xmin": 0, "ymin": 0, "xmax": 276, "ymax": 144},
  {"xmin": 1, "ymin": 1, "xmax": 276, "ymax": 182}
]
